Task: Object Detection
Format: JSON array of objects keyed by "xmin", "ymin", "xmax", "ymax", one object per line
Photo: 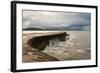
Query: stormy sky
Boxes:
[{"xmin": 23, "ymin": 10, "xmax": 91, "ymax": 31}]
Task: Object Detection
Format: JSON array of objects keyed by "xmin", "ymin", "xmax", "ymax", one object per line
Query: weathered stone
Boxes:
[{"xmin": 22, "ymin": 43, "xmax": 59, "ymax": 63}]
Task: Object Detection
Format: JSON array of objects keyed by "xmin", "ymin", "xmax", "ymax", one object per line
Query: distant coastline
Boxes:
[{"xmin": 23, "ymin": 27, "xmax": 90, "ymax": 31}]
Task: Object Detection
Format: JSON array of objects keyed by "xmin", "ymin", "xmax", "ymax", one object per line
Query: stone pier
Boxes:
[
  {"xmin": 27, "ymin": 32, "xmax": 69, "ymax": 51},
  {"xmin": 22, "ymin": 32, "xmax": 70, "ymax": 63}
]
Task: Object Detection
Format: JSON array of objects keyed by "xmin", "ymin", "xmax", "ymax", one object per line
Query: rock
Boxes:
[{"xmin": 22, "ymin": 43, "xmax": 59, "ymax": 63}]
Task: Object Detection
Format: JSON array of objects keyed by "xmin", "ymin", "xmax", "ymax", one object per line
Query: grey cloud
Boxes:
[{"xmin": 23, "ymin": 10, "xmax": 91, "ymax": 31}]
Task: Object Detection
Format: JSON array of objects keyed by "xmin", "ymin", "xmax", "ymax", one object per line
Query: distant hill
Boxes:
[
  {"xmin": 23, "ymin": 28, "xmax": 44, "ymax": 30},
  {"xmin": 23, "ymin": 27, "xmax": 66, "ymax": 31},
  {"xmin": 23, "ymin": 26, "xmax": 89, "ymax": 31}
]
